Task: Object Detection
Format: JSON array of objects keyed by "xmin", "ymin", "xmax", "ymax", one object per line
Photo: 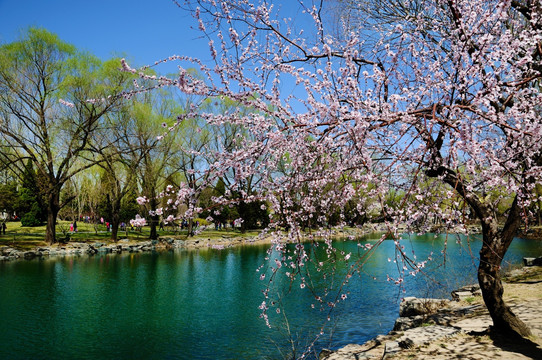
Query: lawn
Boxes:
[{"xmin": 0, "ymin": 220, "xmax": 258, "ymax": 250}]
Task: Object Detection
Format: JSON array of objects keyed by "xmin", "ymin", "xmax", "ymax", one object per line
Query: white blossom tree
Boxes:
[{"xmin": 126, "ymin": 0, "xmax": 541, "ymax": 340}]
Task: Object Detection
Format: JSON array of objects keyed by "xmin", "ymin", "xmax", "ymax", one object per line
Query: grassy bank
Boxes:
[{"xmin": 0, "ymin": 221, "xmax": 260, "ymax": 250}]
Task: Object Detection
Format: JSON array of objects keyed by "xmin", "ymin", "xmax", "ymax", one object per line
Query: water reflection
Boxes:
[{"xmin": 0, "ymin": 235, "xmax": 540, "ymax": 359}]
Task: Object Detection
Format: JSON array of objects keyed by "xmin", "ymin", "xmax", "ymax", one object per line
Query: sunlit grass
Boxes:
[{"xmin": 0, "ymin": 220, "xmax": 261, "ymax": 250}]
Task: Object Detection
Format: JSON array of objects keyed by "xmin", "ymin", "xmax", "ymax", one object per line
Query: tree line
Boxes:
[{"xmin": 0, "ymin": 27, "xmax": 275, "ymax": 243}]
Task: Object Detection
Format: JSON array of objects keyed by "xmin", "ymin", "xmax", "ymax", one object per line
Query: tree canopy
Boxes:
[{"xmin": 0, "ymin": 27, "xmax": 131, "ymax": 243}]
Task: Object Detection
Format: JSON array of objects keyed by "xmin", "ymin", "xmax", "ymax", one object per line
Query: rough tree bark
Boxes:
[
  {"xmin": 45, "ymin": 192, "xmax": 60, "ymax": 245},
  {"xmin": 430, "ymin": 165, "xmax": 532, "ymax": 338},
  {"xmin": 478, "ymin": 198, "xmax": 532, "ymax": 338}
]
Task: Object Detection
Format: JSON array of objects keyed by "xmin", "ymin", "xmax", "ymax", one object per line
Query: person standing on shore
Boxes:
[{"xmin": 1, "ymin": 222, "xmax": 6, "ymax": 235}]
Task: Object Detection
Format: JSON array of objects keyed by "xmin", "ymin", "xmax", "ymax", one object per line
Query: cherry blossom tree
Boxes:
[{"xmin": 126, "ymin": 0, "xmax": 541, "ymax": 339}]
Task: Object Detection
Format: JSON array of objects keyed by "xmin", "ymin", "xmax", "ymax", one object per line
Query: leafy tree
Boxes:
[
  {"xmin": 0, "ymin": 181, "xmax": 17, "ymax": 218},
  {"xmin": 119, "ymin": 189, "xmax": 139, "ymax": 226},
  {"xmin": 16, "ymin": 159, "xmax": 46, "ymax": 225},
  {"xmin": 20, "ymin": 202, "xmax": 43, "ymax": 227},
  {"xmin": 0, "ymin": 28, "xmax": 129, "ymax": 243},
  {"xmin": 124, "ymin": 89, "xmax": 181, "ymax": 240},
  {"xmin": 92, "ymin": 102, "xmax": 143, "ymax": 241}
]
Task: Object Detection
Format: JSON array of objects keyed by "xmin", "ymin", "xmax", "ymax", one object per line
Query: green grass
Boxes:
[
  {"xmin": 0, "ymin": 221, "xmax": 260, "ymax": 250},
  {"xmin": 198, "ymin": 229, "xmax": 260, "ymax": 240}
]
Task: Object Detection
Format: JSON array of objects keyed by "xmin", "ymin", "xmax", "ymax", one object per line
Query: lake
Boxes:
[{"xmin": 0, "ymin": 233, "xmax": 540, "ymax": 359}]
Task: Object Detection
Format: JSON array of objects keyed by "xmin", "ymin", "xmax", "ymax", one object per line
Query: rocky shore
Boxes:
[
  {"xmin": 0, "ymin": 226, "xmax": 373, "ymax": 262},
  {"xmin": 320, "ymin": 266, "xmax": 542, "ymax": 360},
  {"xmin": 0, "ymin": 235, "xmax": 269, "ymax": 261}
]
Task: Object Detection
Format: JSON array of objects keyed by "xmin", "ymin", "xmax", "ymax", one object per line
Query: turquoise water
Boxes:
[{"xmin": 0, "ymin": 234, "xmax": 540, "ymax": 359}]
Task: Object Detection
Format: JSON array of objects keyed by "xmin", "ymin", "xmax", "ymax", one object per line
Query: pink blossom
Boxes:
[
  {"xmin": 58, "ymin": 99, "xmax": 74, "ymax": 108},
  {"xmin": 129, "ymin": 214, "xmax": 146, "ymax": 227}
]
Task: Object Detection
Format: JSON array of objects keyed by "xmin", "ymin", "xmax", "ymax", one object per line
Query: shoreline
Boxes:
[
  {"xmin": 0, "ymin": 226, "xmax": 373, "ymax": 261},
  {"xmin": 320, "ymin": 266, "xmax": 542, "ymax": 360},
  {"xmin": 1, "ymin": 223, "xmax": 540, "ymax": 262}
]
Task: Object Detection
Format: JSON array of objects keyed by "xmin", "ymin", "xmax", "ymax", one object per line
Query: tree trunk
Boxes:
[
  {"xmin": 110, "ymin": 197, "xmax": 122, "ymax": 242},
  {"xmin": 45, "ymin": 192, "xmax": 60, "ymax": 245},
  {"xmin": 433, "ymin": 166, "xmax": 532, "ymax": 339},
  {"xmin": 239, "ymin": 200, "xmax": 247, "ymax": 234},
  {"xmin": 187, "ymin": 218, "xmax": 193, "ymax": 237},
  {"xmin": 111, "ymin": 212, "xmax": 120, "ymax": 242},
  {"xmin": 149, "ymin": 218, "xmax": 158, "ymax": 240},
  {"xmin": 478, "ymin": 219, "xmax": 532, "ymax": 338},
  {"xmin": 148, "ymin": 196, "xmax": 158, "ymax": 240}
]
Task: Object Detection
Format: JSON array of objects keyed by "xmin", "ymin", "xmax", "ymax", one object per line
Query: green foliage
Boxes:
[
  {"xmin": 238, "ymin": 200, "xmax": 269, "ymax": 230},
  {"xmin": 21, "ymin": 202, "xmax": 44, "ymax": 227},
  {"xmin": 0, "ymin": 182, "xmax": 17, "ymax": 215},
  {"xmin": 119, "ymin": 190, "xmax": 139, "ymax": 223},
  {"xmin": 14, "ymin": 160, "xmax": 47, "ymax": 225}
]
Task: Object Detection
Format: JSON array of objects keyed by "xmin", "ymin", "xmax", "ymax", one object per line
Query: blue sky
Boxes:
[
  {"xmin": 0, "ymin": 0, "xmax": 210, "ymax": 72},
  {"xmin": 0, "ymin": 0, "xmax": 310, "ymax": 74},
  {"xmin": 0, "ymin": 0, "xmax": 320, "ymax": 111}
]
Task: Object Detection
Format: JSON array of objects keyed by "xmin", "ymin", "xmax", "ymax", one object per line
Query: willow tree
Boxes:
[
  {"xmin": 124, "ymin": 87, "xmax": 182, "ymax": 240},
  {"xmin": 0, "ymin": 28, "xmax": 129, "ymax": 243}
]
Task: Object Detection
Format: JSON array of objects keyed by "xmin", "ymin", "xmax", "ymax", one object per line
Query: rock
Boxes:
[
  {"xmin": 452, "ymin": 291, "xmax": 476, "ymax": 301},
  {"xmin": 451, "ymin": 284, "xmax": 481, "ymax": 301},
  {"xmin": 119, "ymin": 238, "xmax": 130, "ymax": 242},
  {"xmin": 523, "ymin": 257, "xmax": 542, "ymax": 266},
  {"xmin": 384, "ymin": 341, "xmax": 401, "ymax": 355},
  {"xmin": 319, "ymin": 349, "xmax": 333, "ymax": 359},
  {"xmin": 161, "ymin": 237, "xmax": 174, "ymax": 244},
  {"xmin": 398, "ymin": 337, "xmax": 415, "ymax": 349},
  {"xmin": 319, "ymin": 342, "xmax": 381, "ymax": 360},
  {"xmin": 399, "ymin": 297, "xmax": 448, "ymax": 317},
  {"xmin": 129, "ymin": 245, "xmax": 142, "ymax": 252},
  {"xmin": 393, "ymin": 315, "xmax": 424, "ymax": 331},
  {"xmin": 173, "ymin": 240, "xmax": 185, "ymax": 248},
  {"xmin": 1, "ymin": 247, "xmax": 16, "ymax": 256},
  {"xmin": 86, "ymin": 245, "xmax": 98, "ymax": 255},
  {"xmin": 49, "ymin": 249, "xmax": 66, "ymax": 256},
  {"xmin": 394, "ymin": 325, "xmax": 460, "ymax": 347},
  {"xmin": 23, "ymin": 251, "xmax": 37, "ymax": 260},
  {"xmin": 453, "ymin": 315, "xmax": 492, "ymax": 333}
]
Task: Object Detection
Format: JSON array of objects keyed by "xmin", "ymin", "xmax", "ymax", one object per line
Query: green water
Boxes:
[{"xmin": 0, "ymin": 234, "xmax": 540, "ymax": 359}]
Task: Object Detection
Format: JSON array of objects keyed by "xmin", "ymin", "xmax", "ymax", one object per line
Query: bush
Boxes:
[{"xmin": 20, "ymin": 203, "xmax": 44, "ymax": 227}]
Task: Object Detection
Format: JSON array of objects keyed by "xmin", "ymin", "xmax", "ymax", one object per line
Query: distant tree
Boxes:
[
  {"xmin": 0, "ymin": 181, "xmax": 17, "ymax": 219},
  {"xmin": 119, "ymin": 189, "xmax": 139, "ymax": 226},
  {"xmin": 16, "ymin": 159, "xmax": 46, "ymax": 225},
  {"xmin": 125, "ymin": 90, "xmax": 181, "ymax": 240}
]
